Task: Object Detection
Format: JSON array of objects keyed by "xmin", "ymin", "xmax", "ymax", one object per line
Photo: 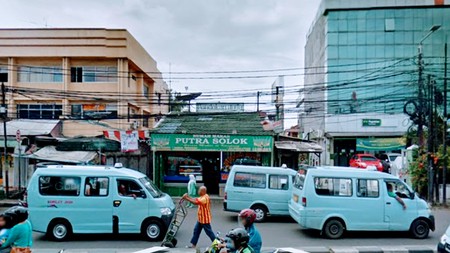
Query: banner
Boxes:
[
  {"xmin": 120, "ymin": 131, "xmax": 139, "ymax": 152},
  {"xmin": 151, "ymin": 134, "xmax": 273, "ymax": 152},
  {"xmin": 356, "ymin": 138, "xmax": 405, "ymax": 151}
]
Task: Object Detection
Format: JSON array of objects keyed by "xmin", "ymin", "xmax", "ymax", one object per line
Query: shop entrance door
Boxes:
[
  {"xmin": 201, "ymin": 152, "xmax": 220, "ymax": 195},
  {"xmin": 334, "ymin": 139, "xmax": 356, "ymax": 166}
]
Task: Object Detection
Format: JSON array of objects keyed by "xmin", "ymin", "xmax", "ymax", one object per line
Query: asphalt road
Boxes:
[{"xmin": 2, "ymin": 203, "xmax": 449, "ymax": 251}]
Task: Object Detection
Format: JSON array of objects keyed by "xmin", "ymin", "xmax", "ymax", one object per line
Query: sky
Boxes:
[{"xmin": 0, "ymin": 0, "xmax": 321, "ymax": 128}]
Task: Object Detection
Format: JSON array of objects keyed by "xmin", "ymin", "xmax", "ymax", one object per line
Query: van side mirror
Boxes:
[{"xmin": 410, "ymin": 192, "xmax": 415, "ymax": 200}]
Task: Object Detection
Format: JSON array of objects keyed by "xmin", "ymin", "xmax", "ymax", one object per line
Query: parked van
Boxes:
[
  {"xmin": 27, "ymin": 164, "xmax": 175, "ymax": 241},
  {"xmin": 289, "ymin": 167, "xmax": 435, "ymax": 239},
  {"xmin": 224, "ymin": 165, "xmax": 297, "ymax": 222}
]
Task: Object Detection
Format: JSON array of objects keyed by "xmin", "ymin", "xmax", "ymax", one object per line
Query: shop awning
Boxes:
[
  {"xmin": 0, "ymin": 119, "xmax": 61, "ymax": 136},
  {"xmin": 0, "ymin": 138, "xmax": 19, "ymax": 148},
  {"xmin": 27, "ymin": 146, "xmax": 97, "ymax": 164},
  {"xmin": 275, "ymin": 141, "xmax": 323, "ymax": 153},
  {"xmin": 356, "ymin": 138, "xmax": 406, "ymax": 151}
]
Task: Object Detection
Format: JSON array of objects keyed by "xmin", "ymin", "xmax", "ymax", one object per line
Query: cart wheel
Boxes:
[
  {"xmin": 162, "ymin": 241, "xmax": 174, "ymax": 248},
  {"xmin": 171, "ymin": 238, "xmax": 178, "ymax": 247}
]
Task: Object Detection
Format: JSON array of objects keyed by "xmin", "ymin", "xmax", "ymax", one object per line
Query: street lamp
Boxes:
[{"xmin": 418, "ymin": 25, "xmax": 442, "ymax": 147}]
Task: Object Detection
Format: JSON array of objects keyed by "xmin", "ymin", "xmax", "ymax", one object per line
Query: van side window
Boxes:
[
  {"xmin": 85, "ymin": 177, "xmax": 109, "ymax": 196},
  {"xmin": 314, "ymin": 177, "xmax": 352, "ymax": 197},
  {"xmin": 233, "ymin": 173, "xmax": 266, "ymax": 189},
  {"xmin": 357, "ymin": 179, "xmax": 379, "ymax": 198},
  {"xmin": 269, "ymin": 175, "xmax": 289, "ymax": 190},
  {"xmin": 39, "ymin": 176, "xmax": 81, "ymax": 196},
  {"xmin": 117, "ymin": 179, "xmax": 144, "ymax": 198}
]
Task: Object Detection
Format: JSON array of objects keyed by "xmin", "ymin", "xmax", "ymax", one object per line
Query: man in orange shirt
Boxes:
[{"xmin": 183, "ymin": 186, "xmax": 216, "ymax": 248}]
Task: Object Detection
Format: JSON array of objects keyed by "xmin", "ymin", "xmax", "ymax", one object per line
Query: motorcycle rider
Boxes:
[
  {"xmin": 238, "ymin": 209, "xmax": 262, "ymax": 253},
  {"xmin": 225, "ymin": 228, "xmax": 254, "ymax": 253}
]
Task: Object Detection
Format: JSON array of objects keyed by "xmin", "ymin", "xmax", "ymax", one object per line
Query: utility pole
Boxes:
[
  {"xmin": 275, "ymin": 87, "xmax": 280, "ymax": 121},
  {"xmin": 418, "ymin": 45, "xmax": 425, "ymax": 147},
  {"xmin": 444, "ymin": 41, "xmax": 448, "ymax": 205},
  {"xmin": 0, "ymin": 73, "xmax": 7, "ymax": 198},
  {"xmin": 427, "ymin": 75, "xmax": 434, "ymax": 203},
  {"xmin": 256, "ymin": 91, "xmax": 260, "ymax": 112}
]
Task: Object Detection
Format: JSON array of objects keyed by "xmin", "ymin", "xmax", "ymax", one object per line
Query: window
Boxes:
[
  {"xmin": 70, "ymin": 66, "xmax": 117, "ymax": 83},
  {"xmin": 84, "ymin": 177, "xmax": 109, "ymax": 196},
  {"xmin": 233, "ymin": 173, "xmax": 266, "ymax": 189},
  {"xmin": 357, "ymin": 179, "xmax": 379, "ymax": 198},
  {"xmin": 39, "ymin": 176, "xmax": 81, "ymax": 196},
  {"xmin": 143, "ymin": 85, "xmax": 150, "ymax": 99},
  {"xmin": 139, "ymin": 177, "xmax": 163, "ymax": 198},
  {"xmin": 17, "ymin": 104, "xmax": 62, "ymax": 119},
  {"xmin": 17, "ymin": 66, "xmax": 62, "ymax": 83},
  {"xmin": 71, "ymin": 104, "xmax": 117, "ymax": 119},
  {"xmin": 117, "ymin": 179, "xmax": 145, "ymax": 198},
  {"xmin": 269, "ymin": 175, "xmax": 289, "ymax": 190},
  {"xmin": 361, "ymin": 156, "xmax": 377, "ymax": 162},
  {"xmin": 386, "ymin": 180, "xmax": 412, "ymax": 199},
  {"xmin": 143, "ymin": 112, "xmax": 150, "ymax": 128},
  {"xmin": 314, "ymin": 177, "xmax": 352, "ymax": 196}
]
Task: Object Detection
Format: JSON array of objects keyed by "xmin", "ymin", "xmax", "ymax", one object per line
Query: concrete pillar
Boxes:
[
  {"xmin": 7, "ymin": 58, "xmax": 15, "ymax": 119},
  {"xmin": 62, "ymin": 57, "xmax": 70, "ymax": 117},
  {"xmin": 117, "ymin": 58, "xmax": 129, "ymax": 130}
]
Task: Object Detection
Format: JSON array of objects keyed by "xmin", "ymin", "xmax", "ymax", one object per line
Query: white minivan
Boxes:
[
  {"xmin": 289, "ymin": 167, "xmax": 435, "ymax": 239},
  {"xmin": 224, "ymin": 165, "xmax": 297, "ymax": 222},
  {"xmin": 27, "ymin": 164, "xmax": 175, "ymax": 241}
]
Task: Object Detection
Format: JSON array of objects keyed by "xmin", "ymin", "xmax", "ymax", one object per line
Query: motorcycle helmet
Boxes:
[
  {"xmin": 12, "ymin": 206, "xmax": 28, "ymax": 223},
  {"xmin": 239, "ymin": 209, "xmax": 256, "ymax": 227},
  {"xmin": 226, "ymin": 228, "xmax": 250, "ymax": 250}
]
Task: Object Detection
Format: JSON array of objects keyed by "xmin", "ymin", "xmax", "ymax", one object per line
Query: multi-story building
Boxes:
[
  {"xmin": 298, "ymin": 0, "xmax": 450, "ymax": 166},
  {"xmin": 0, "ymin": 28, "xmax": 168, "ymax": 137}
]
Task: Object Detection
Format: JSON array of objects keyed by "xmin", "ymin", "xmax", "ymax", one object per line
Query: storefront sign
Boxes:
[
  {"xmin": 196, "ymin": 103, "xmax": 244, "ymax": 112},
  {"xmin": 151, "ymin": 134, "xmax": 273, "ymax": 152},
  {"xmin": 362, "ymin": 119, "xmax": 381, "ymax": 127},
  {"xmin": 120, "ymin": 131, "xmax": 139, "ymax": 152},
  {"xmin": 356, "ymin": 137, "xmax": 405, "ymax": 151}
]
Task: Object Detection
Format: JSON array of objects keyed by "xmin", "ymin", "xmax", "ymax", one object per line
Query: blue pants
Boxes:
[{"xmin": 190, "ymin": 221, "xmax": 216, "ymax": 246}]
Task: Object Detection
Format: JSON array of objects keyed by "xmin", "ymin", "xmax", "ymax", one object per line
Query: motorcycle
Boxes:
[{"xmin": 204, "ymin": 232, "xmax": 224, "ymax": 253}]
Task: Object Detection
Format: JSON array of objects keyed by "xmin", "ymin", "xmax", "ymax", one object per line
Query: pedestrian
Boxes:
[
  {"xmin": 186, "ymin": 174, "xmax": 197, "ymax": 208},
  {"xmin": 182, "ymin": 186, "xmax": 216, "ymax": 248},
  {"xmin": 225, "ymin": 228, "xmax": 254, "ymax": 253},
  {"xmin": 238, "ymin": 209, "xmax": 262, "ymax": 253},
  {"xmin": 0, "ymin": 207, "xmax": 32, "ymax": 253}
]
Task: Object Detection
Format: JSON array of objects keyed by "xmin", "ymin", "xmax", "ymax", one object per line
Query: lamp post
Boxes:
[
  {"xmin": 418, "ymin": 25, "xmax": 441, "ymax": 147},
  {"xmin": 0, "ymin": 73, "xmax": 7, "ymax": 198}
]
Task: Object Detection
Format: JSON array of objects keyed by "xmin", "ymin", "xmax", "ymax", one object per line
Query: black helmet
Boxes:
[
  {"xmin": 11, "ymin": 206, "xmax": 28, "ymax": 223},
  {"xmin": 226, "ymin": 228, "xmax": 250, "ymax": 248}
]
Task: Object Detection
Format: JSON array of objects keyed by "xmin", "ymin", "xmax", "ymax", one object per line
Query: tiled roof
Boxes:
[{"xmin": 153, "ymin": 112, "xmax": 274, "ymax": 136}]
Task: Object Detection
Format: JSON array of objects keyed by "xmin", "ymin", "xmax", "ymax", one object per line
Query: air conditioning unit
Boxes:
[{"xmin": 131, "ymin": 120, "xmax": 139, "ymax": 130}]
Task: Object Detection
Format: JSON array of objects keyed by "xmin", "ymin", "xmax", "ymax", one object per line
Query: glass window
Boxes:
[
  {"xmin": 17, "ymin": 104, "xmax": 62, "ymax": 120},
  {"xmin": 357, "ymin": 179, "xmax": 379, "ymax": 198},
  {"xmin": 233, "ymin": 173, "xmax": 266, "ymax": 189},
  {"xmin": 139, "ymin": 177, "xmax": 163, "ymax": 198},
  {"xmin": 357, "ymin": 20, "xmax": 366, "ymax": 31},
  {"xmin": 143, "ymin": 85, "xmax": 150, "ymax": 99},
  {"xmin": 347, "ymin": 33, "xmax": 357, "ymax": 44},
  {"xmin": 386, "ymin": 181, "xmax": 412, "ymax": 199},
  {"xmin": 269, "ymin": 175, "xmax": 289, "ymax": 190},
  {"xmin": 117, "ymin": 179, "xmax": 145, "ymax": 198},
  {"xmin": 39, "ymin": 176, "xmax": 81, "ymax": 196},
  {"xmin": 366, "ymin": 19, "xmax": 376, "ymax": 31},
  {"xmin": 327, "ymin": 33, "xmax": 338, "ymax": 45},
  {"xmin": 71, "ymin": 66, "xmax": 117, "ymax": 83},
  {"xmin": 314, "ymin": 177, "xmax": 352, "ymax": 196},
  {"xmin": 71, "ymin": 103, "xmax": 117, "ymax": 119},
  {"xmin": 17, "ymin": 66, "xmax": 63, "ymax": 83},
  {"xmin": 328, "ymin": 46, "xmax": 338, "ymax": 59},
  {"xmin": 338, "ymin": 19, "xmax": 348, "ymax": 32},
  {"xmin": 85, "ymin": 177, "xmax": 109, "ymax": 196}
]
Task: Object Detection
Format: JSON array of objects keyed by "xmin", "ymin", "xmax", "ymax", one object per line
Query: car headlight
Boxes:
[
  {"xmin": 160, "ymin": 207, "xmax": 172, "ymax": 216},
  {"xmin": 441, "ymin": 234, "xmax": 449, "ymax": 245}
]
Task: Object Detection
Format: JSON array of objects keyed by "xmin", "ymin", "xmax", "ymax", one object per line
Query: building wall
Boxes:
[{"xmin": 0, "ymin": 29, "xmax": 168, "ymax": 137}]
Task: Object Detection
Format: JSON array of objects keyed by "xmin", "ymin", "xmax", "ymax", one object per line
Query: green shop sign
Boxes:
[
  {"xmin": 356, "ymin": 138, "xmax": 405, "ymax": 151},
  {"xmin": 151, "ymin": 134, "xmax": 273, "ymax": 152},
  {"xmin": 362, "ymin": 119, "xmax": 381, "ymax": 127}
]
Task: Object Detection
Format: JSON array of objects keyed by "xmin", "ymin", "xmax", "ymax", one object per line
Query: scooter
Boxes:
[{"xmin": 204, "ymin": 232, "xmax": 224, "ymax": 253}]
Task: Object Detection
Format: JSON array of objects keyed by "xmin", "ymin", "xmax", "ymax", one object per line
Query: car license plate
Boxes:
[{"xmin": 293, "ymin": 194, "xmax": 299, "ymax": 203}]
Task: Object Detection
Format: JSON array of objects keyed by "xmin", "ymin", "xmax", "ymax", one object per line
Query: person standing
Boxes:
[
  {"xmin": 0, "ymin": 207, "xmax": 32, "ymax": 253},
  {"xmin": 186, "ymin": 174, "xmax": 197, "ymax": 208},
  {"xmin": 183, "ymin": 186, "xmax": 215, "ymax": 248}
]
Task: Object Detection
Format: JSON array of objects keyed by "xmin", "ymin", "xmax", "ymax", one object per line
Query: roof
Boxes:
[
  {"xmin": 308, "ymin": 166, "xmax": 397, "ymax": 179},
  {"xmin": 153, "ymin": 112, "xmax": 273, "ymax": 136},
  {"xmin": 231, "ymin": 165, "xmax": 297, "ymax": 176},
  {"xmin": 27, "ymin": 146, "xmax": 97, "ymax": 164},
  {"xmin": 319, "ymin": 0, "xmax": 449, "ymax": 14},
  {"xmin": 275, "ymin": 141, "xmax": 323, "ymax": 153},
  {"xmin": 35, "ymin": 165, "xmax": 146, "ymax": 178},
  {"xmin": 0, "ymin": 119, "xmax": 60, "ymax": 136}
]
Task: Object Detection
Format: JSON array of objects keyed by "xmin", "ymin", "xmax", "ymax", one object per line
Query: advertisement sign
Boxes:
[
  {"xmin": 151, "ymin": 134, "xmax": 273, "ymax": 152},
  {"xmin": 362, "ymin": 119, "xmax": 382, "ymax": 127},
  {"xmin": 120, "ymin": 131, "xmax": 139, "ymax": 152},
  {"xmin": 356, "ymin": 138, "xmax": 406, "ymax": 151},
  {"xmin": 196, "ymin": 103, "xmax": 244, "ymax": 112}
]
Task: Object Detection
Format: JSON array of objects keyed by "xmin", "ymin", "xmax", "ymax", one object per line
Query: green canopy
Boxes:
[
  {"xmin": 356, "ymin": 138, "xmax": 405, "ymax": 151},
  {"xmin": 56, "ymin": 137, "xmax": 120, "ymax": 152}
]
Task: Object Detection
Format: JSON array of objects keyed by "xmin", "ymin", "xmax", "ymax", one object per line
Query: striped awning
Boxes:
[{"xmin": 103, "ymin": 130, "xmax": 150, "ymax": 141}]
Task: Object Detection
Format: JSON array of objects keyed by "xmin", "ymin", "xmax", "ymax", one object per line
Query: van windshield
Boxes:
[
  {"xmin": 139, "ymin": 177, "xmax": 163, "ymax": 198},
  {"xmin": 293, "ymin": 169, "xmax": 307, "ymax": 190}
]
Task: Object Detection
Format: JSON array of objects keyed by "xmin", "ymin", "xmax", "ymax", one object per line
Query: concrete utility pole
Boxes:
[
  {"xmin": 444, "ymin": 41, "xmax": 448, "ymax": 205},
  {"xmin": 0, "ymin": 73, "xmax": 7, "ymax": 198},
  {"xmin": 427, "ymin": 75, "xmax": 434, "ymax": 203}
]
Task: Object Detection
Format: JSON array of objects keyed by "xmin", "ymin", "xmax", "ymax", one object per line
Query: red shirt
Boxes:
[{"xmin": 196, "ymin": 194, "xmax": 212, "ymax": 224}]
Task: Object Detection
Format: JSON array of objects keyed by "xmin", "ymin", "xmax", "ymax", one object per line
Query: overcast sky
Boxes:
[{"xmin": 0, "ymin": 0, "xmax": 321, "ymax": 128}]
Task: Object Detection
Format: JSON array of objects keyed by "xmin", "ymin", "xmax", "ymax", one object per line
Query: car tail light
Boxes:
[
  {"xmin": 302, "ymin": 197, "xmax": 307, "ymax": 207},
  {"xmin": 224, "ymin": 192, "xmax": 227, "ymax": 200}
]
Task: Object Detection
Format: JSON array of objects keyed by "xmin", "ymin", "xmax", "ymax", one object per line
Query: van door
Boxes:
[
  {"xmin": 266, "ymin": 174, "xmax": 291, "ymax": 215},
  {"xmin": 78, "ymin": 177, "xmax": 113, "ymax": 233},
  {"xmin": 227, "ymin": 172, "xmax": 255, "ymax": 211},
  {"xmin": 352, "ymin": 179, "xmax": 386, "ymax": 230},
  {"xmin": 113, "ymin": 178, "xmax": 149, "ymax": 233},
  {"xmin": 384, "ymin": 180, "xmax": 418, "ymax": 231}
]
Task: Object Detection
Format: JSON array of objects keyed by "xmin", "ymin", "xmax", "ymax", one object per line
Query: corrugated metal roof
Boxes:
[
  {"xmin": 27, "ymin": 146, "xmax": 97, "ymax": 164},
  {"xmin": 275, "ymin": 141, "xmax": 323, "ymax": 153},
  {"xmin": 0, "ymin": 120, "xmax": 60, "ymax": 136}
]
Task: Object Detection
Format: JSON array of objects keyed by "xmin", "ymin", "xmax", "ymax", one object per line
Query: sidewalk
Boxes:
[{"xmin": 30, "ymin": 245, "xmax": 438, "ymax": 253}]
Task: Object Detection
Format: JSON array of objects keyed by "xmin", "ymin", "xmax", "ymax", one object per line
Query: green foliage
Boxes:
[{"xmin": 409, "ymin": 149, "xmax": 428, "ymax": 197}]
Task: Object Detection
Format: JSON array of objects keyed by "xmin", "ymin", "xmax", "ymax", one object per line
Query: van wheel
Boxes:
[
  {"xmin": 252, "ymin": 205, "xmax": 268, "ymax": 222},
  {"xmin": 142, "ymin": 219, "xmax": 165, "ymax": 241},
  {"xmin": 47, "ymin": 220, "xmax": 72, "ymax": 241},
  {"xmin": 323, "ymin": 219, "xmax": 345, "ymax": 239},
  {"xmin": 410, "ymin": 219, "xmax": 430, "ymax": 239}
]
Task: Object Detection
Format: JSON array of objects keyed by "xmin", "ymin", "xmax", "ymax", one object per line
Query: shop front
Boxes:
[{"xmin": 151, "ymin": 133, "xmax": 273, "ymax": 196}]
